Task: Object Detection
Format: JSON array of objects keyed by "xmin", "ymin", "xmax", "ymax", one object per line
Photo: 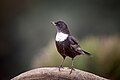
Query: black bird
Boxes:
[{"xmin": 51, "ymin": 20, "xmax": 91, "ymax": 74}]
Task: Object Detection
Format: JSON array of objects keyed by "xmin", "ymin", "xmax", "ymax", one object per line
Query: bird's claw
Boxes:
[
  {"xmin": 68, "ymin": 67, "xmax": 75, "ymax": 75},
  {"xmin": 58, "ymin": 65, "xmax": 64, "ymax": 71}
]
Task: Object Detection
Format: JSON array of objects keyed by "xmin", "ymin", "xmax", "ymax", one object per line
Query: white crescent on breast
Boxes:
[{"xmin": 56, "ymin": 32, "xmax": 68, "ymax": 42}]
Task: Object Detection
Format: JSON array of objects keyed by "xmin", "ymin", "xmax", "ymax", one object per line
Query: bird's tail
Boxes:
[{"xmin": 82, "ymin": 50, "xmax": 91, "ymax": 56}]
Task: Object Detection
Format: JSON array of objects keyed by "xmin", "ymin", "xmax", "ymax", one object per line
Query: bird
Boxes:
[{"xmin": 51, "ymin": 20, "xmax": 91, "ymax": 74}]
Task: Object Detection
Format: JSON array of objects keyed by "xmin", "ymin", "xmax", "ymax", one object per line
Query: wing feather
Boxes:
[{"xmin": 68, "ymin": 36, "xmax": 85, "ymax": 54}]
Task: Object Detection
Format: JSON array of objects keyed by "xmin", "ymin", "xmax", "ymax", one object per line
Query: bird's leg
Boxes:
[
  {"xmin": 69, "ymin": 58, "xmax": 75, "ymax": 74},
  {"xmin": 59, "ymin": 57, "xmax": 65, "ymax": 71}
]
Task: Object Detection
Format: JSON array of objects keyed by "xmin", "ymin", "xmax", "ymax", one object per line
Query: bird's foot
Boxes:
[
  {"xmin": 68, "ymin": 67, "xmax": 75, "ymax": 75},
  {"xmin": 58, "ymin": 65, "xmax": 64, "ymax": 71}
]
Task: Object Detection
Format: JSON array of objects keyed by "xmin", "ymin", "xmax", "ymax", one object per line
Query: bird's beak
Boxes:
[{"xmin": 51, "ymin": 21, "xmax": 56, "ymax": 26}]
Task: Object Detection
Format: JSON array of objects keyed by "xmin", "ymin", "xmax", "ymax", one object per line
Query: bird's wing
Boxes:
[
  {"xmin": 69, "ymin": 36, "xmax": 78, "ymax": 45},
  {"xmin": 68, "ymin": 36, "xmax": 85, "ymax": 54}
]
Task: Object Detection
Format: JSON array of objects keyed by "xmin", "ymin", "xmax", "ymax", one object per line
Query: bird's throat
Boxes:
[{"xmin": 56, "ymin": 32, "xmax": 68, "ymax": 42}]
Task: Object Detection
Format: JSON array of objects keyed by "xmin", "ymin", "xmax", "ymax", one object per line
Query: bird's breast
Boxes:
[{"xmin": 56, "ymin": 32, "xmax": 68, "ymax": 42}]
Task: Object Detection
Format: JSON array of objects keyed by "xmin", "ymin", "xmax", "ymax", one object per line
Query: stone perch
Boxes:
[{"xmin": 11, "ymin": 67, "xmax": 109, "ymax": 80}]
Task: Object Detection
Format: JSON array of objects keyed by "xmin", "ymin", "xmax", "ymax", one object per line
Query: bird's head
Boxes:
[{"xmin": 51, "ymin": 20, "xmax": 70, "ymax": 34}]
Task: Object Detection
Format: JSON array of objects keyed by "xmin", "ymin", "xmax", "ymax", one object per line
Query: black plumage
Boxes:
[{"xmin": 52, "ymin": 21, "xmax": 91, "ymax": 74}]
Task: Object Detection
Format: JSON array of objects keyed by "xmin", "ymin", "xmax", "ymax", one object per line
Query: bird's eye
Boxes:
[
  {"xmin": 56, "ymin": 22, "xmax": 61, "ymax": 26},
  {"xmin": 57, "ymin": 22, "xmax": 61, "ymax": 25}
]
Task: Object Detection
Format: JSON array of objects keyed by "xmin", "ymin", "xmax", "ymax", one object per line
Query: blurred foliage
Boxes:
[{"xmin": 31, "ymin": 36, "xmax": 120, "ymax": 80}]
